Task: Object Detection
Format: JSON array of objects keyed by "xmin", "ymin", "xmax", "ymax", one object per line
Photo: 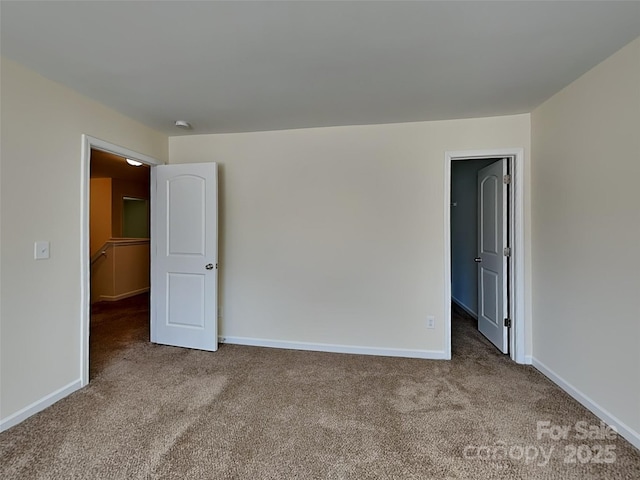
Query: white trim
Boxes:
[
  {"xmin": 523, "ymin": 355, "xmax": 533, "ymax": 365},
  {"xmin": 511, "ymin": 150, "xmax": 526, "ymax": 364},
  {"xmin": 80, "ymin": 135, "xmax": 162, "ymax": 387},
  {"xmin": 96, "ymin": 287, "xmax": 150, "ymax": 303},
  {"xmin": 149, "ymin": 167, "xmax": 158, "ymax": 343},
  {"xmin": 444, "ymin": 148, "xmax": 526, "ymax": 363},
  {"xmin": 451, "ymin": 296, "xmax": 478, "ymax": 319},
  {"xmin": 0, "ymin": 380, "xmax": 82, "ymax": 432},
  {"xmin": 533, "ymin": 357, "xmax": 640, "ymax": 450},
  {"xmin": 85, "ymin": 136, "xmax": 162, "ymax": 166},
  {"xmin": 220, "ymin": 336, "xmax": 447, "ymax": 360}
]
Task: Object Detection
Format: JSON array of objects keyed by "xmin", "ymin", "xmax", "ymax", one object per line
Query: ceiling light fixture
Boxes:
[
  {"xmin": 174, "ymin": 120, "xmax": 192, "ymax": 129},
  {"xmin": 126, "ymin": 159, "xmax": 143, "ymax": 167}
]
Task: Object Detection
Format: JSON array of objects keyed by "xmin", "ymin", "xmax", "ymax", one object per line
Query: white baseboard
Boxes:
[
  {"xmin": 523, "ymin": 355, "xmax": 533, "ymax": 365},
  {"xmin": 220, "ymin": 336, "xmax": 448, "ymax": 360},
  {"xmin": 532, "ymin": 357, "xmax": 640, "ymax": 450},
  {"xmin": 97, "ymin": 287, "xmax": 149, "ymax": 303},
  {"xmin": 0, "ymin": 379, "xmax": 82, "ymax": 432},
  {"xmin": 451, "ymin": 296, "xmax": 477, "ymax": 319}
]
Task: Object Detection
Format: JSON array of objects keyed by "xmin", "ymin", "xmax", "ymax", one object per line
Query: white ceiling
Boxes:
[{"xmin": 2, "ymin": 1, "xmax": 639, "ymax": 135}]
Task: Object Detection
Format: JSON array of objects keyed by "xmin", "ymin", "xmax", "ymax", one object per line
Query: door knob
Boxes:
[
  {"xmin": 474, "ymin": 257, "xmax": 482, "ymax": 263},
  {"xmin": 205, "ymin": 263, "xmax": 214, "ymax": 270}
]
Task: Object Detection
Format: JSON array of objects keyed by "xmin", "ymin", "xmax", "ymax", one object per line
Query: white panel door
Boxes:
[
  {"xmin": 152, "ymin": 163, "xmax": 218, "ymax": 351},
  {"xmin": 477, "ymin": 160, "xmax": 508, "ymax": 353}
]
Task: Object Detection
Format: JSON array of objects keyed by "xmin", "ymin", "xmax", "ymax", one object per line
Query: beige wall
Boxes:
[
  {"xmin": 531, "ymin": 38, "xmax": 640, "ymax": 438},
  {"xmin": 114, "ymin": 243, "xmax": 150, "ymax": 296},
  {"xmin": 91, "ymin": 240, "xmax": 150, "ymax": 303},
  {"xmin": 90, "ymin": 177, "xmax": 149, "ymax": 250},
  {"xmin": 169, "ymin": 114, "xmax": 531, "ymax": 354},
  {"xmin": 111, "ymin": 179, "xmax": 150, "ymax": 238},
  {"xmin": 89, "ymin": 178, "xmax": 112, "ymax": 256},
  {"xmin": 0, "ymin": 57, "xmax": 167, "ymax": 422}
]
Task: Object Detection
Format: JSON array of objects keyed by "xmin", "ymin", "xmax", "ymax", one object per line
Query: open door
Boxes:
[
  {"xmin": 476, "ymin": 160, "xmax": 508, "ymax": 353},
  {"xmin": 151, "ymin": 163, "xmax": 218, "ymax": 351}
]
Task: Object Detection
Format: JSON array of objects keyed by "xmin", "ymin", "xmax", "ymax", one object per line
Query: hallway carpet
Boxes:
[{"xmin": 1, "ymin": 295, "xmax": 638, "ymax": 479}]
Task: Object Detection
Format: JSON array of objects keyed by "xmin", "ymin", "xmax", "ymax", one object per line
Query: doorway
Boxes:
[
  {"xmin": 450, "ymin": 158, "xmax": 500, "ymax": 319},
  {"xmin": 81, "ymin": 136, "xmax": 162, "ymax": 387},
  {"xmin": 88, "ymin": 148, "xmax": 151, "ymax": 378},
  {"xmin": 444, "ymin": 148, "xmax": 526, "ymax": 363}
]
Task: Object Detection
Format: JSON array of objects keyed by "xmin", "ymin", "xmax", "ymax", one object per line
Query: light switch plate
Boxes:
[{"xmin": 34, "ymin": 241, "xmax": 50, "ymax": 260}]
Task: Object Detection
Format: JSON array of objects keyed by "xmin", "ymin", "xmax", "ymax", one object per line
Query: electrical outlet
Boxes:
[{"xmin": 427, "ymin": 315, "xmax": 435, "ymax": 329}]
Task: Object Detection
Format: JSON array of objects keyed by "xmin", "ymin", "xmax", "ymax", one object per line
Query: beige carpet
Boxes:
[{"xmin": 1, "ymin": 295, "xmax": 638, "ymax": 479}]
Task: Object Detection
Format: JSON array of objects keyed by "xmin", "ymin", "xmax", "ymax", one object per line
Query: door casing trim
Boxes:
[
  {"xmin": 444, "ymin": 148, "xmax": 526, "ymax": 363},
  {"xmin": 80, "ymin": 135, "xmax": 162, "ymax": 386}
]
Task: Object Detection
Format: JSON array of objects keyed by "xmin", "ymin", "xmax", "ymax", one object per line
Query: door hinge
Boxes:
[
  {"xmin": 503, "ymin": 247, "xmax": 511, "ymax": 257},
  {"xmin": 503, "ymin": 174, "xmax": 511, "ymax": 184},
  {"xmin": 504, "ymin": 318, "xmax": 512, "ymax": 328}
]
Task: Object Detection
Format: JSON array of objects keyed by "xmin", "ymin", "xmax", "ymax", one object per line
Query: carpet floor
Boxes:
[{"xmin": 1, "ymin": 295, "xmax": 638, "ymax": 479}]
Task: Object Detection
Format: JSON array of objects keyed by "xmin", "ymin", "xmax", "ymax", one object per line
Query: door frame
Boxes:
[
  {"xmin": 80, "ymin": 135, "xmax": 162, "ymax": 386},
  {"xmin": 444, "ymin": 148, "xmax": 527, "ymax": 363}
]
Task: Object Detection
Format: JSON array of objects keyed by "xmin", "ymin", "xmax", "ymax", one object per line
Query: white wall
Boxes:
[
  {"xmin": 531, "ymin": 37, "xmax": 640, "ymax": 444},
  {"xmin": 0, "ymin": 57, "xmax": 167, "ymax": 424},
  {"xmin": 90, "ymin": 178, "xmax": 112, "ymax": 256},
  {"xmin": 170, "ymin": 115, "xmax": 531, "ymax": 356}
]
